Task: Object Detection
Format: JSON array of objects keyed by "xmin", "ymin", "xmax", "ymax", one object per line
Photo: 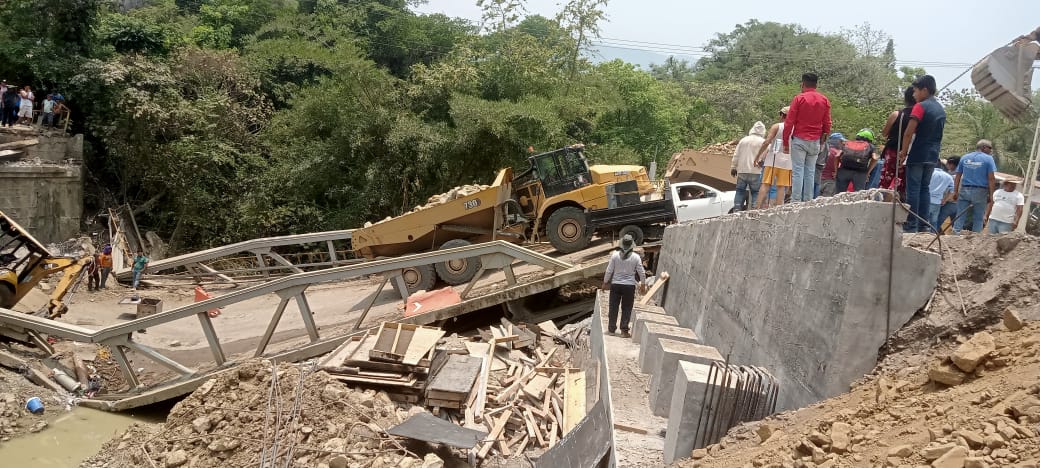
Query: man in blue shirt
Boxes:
[
  {"xmin": 928, "ymin": 164, "xmax": 955, "ymax": 233},
  {"xmin": 953, "ymin": 140, "xmax": 997, "ymax": 233},
  {"xmin": 898, "ymin": 75, "xmax": 946, "ymax": 232}
]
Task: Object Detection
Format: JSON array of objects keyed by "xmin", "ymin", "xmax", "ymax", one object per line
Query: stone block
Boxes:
[
  {"xmin": 638, "ymin": 322, "xmax": 700, "ymax": 372},
  {"xmin": 630, "ymin": 313, "xmax": 679, "ymax": 343},
  {"xmin": 663, "ymin": 361, "xmax": 714, "ymax": 464},
  {"xmin": 951, "ymin": 332, "xmax": 995, "ymax": 373},
  {"xmin": 648, "ymin": 339, "xmax": 723, "ymax": 417}
]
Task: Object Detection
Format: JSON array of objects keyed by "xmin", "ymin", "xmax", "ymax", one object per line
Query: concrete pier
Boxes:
[
  {"xmin": 637, "ymin": 322, "xmax": 700, "ymax": 371},
  {"xmin": 647, "ymin": 338, "xmax": 723, "ymax": 417}
]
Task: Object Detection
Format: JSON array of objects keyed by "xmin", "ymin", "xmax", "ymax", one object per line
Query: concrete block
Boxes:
[
  {"xmin": 657, "ymin": 193, "xmax": 941, "ymax": 410},
  {"xmin": 638, "ymin": 322, "xmax": 700, "ymax": 372},
  {"xmin": 647, "ymin": 339, "xmax": 723, "ymax": 417},
  {"xmin": 631, "ymin": 314, "xmax": 679, "ymax": 343},
  {"xmin": 664, "ymin": 361, "xmax": 713, "ymax": 464}
]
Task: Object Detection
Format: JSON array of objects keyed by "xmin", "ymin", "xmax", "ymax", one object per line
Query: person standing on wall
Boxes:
[
  {"xmin": 601, "ymin": 234, "xmax": 646, "ymax": 338},
  {"xmin": 897, "ymin": 75, "xmax": 946, "ymax": 233},
  {"xmin": 731, "ymin": 121, "xmax": 766, "ymax": 211},
  {"xmin": 754, "ymin": 107, "xmax": 793, "ymax": 209},
  {"xmin": 985, "ymin": 178, "xmax": 1025, "ymax": 234},
  {"xmin": 835, "ymin": 129, "xmax": 879, "ymax": 193},
  {"xmin": 880, "ymin": 87, "xmax": 916, "ymax": 197},
  {"xmin": 783, "ymin": 73, "xmax": 832, "ymax": 203},
  {"xmin": 953, "ymin": 140, "xmax": 997, "ymax": 233}
]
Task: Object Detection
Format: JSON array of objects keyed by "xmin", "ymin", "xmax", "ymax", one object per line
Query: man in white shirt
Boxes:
[{"xmin": 986, "ymin": 178, "xmax": 1025, "ymax": 234}]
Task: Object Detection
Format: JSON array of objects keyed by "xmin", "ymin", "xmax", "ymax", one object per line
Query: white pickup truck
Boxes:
[{"xmin": 586, "ymin": 181, "xmax": 737, "ymax": 244}]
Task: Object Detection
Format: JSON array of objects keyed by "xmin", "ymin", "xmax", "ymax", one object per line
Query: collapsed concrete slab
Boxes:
[
  {"xmin": 647, "ymin": 338, "xmax": 723, "ymax": 417},
  {"xmin": 658, "ymin": 191, "xmax": 940, "ymax": 410},
  {"xmin": 637, "ymin": 322, "xmax": 700, "ymax": 372}
]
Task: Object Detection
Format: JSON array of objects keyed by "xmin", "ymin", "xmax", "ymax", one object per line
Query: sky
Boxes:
[{"xmin": 416, "ymin": 0, "xmax": 1040, "ymax": 91}]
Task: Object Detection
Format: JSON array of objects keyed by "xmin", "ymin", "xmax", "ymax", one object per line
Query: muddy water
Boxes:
[{"xmin": 0, "ymin": 407, "xmax": 163, "ymax": 467}]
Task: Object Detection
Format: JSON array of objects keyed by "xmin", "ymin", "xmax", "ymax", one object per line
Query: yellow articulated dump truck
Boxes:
[
  {"xmin": 1, "ymin": 211, "xmax": 89, "ymax": 319},
  {"xmin": 351, "ymin": 168, "xmax": 529, "ymax": 292},
  {"xmin": 351, "ymin": 145, "xmax": 655, "ymax": 292},
  {"xmin": 512, "ymin": 145, "xmax": 654, "ymax": 253}
]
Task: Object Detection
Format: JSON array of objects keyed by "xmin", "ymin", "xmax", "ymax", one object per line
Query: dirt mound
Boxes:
[
  {"xmin": 677, "ymin": 322, "xmax": 1040, "ymax": 467},
  {"xmin": 364, "ymin": 184, "xmax": 491, "ymax": 226},
  {"xmin": 81, "ymin": 360, "xmax": 435, "ymax": 468},
  {"xmin": 881, "ymin": 232, "xmax": 1040, "ymax": 372}
]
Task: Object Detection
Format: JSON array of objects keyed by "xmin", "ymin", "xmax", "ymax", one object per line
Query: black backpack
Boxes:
[{"xmin": 840, "ymin": 140, "xmax": 872, "ymax": 171}]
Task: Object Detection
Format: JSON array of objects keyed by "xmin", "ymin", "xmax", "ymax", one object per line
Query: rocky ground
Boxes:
[
  {"xmin": 0, "ymin": 362, "xmax": 70, "ymax": 445},
  {"xmin": 677, "ymin": 233, "xmax": 1040, "ymax": 468},
  {"xmin": 79, "ymin": 360, "xmax": 453, "ymax": 468}
]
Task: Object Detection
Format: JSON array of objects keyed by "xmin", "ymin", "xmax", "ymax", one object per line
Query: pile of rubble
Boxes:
[
  {"xmin": 697, "ymin": 140, "xmax": 739, "ymax": 154},
  {"xmin": 81, "ymin": 360, "xmax": 433, "ymax": 468},
  {"xmin": 677, "ymin": 233, "xmax": 1040, "ymax": 467},
  {"xmin": 0, "ymin": 364, "xmax": 68, "ymax": 443},
  {"xmin": 364, "ymin": 184, "xmax": 490, "ymax": 227}
]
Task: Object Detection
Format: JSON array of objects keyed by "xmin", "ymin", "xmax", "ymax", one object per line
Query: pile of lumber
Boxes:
[
  {"xmin": 318, "ymin": 322, "xmax": 444, "ymax": 403},
  {"xmin": 319, "ymin": 317, "xmax": 589, "ymax": 462}
]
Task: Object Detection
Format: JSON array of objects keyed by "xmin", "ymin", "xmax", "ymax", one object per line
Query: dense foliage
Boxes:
[{"xmin": 0, "ymin": 0, "xmax": 1033, "ymax": 251}]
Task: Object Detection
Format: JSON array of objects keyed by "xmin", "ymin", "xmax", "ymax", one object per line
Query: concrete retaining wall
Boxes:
[
  {"xmin": 0, "ymin": 164, "xmax": 83, "ymax": 243},
  {"xmin": 658, "ymin": 192, "xmax": 939, "ymax": 410}
]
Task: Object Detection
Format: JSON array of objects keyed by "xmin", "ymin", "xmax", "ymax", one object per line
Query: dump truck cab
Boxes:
[
  {"xmin": 512, "ymin": 145, "xmax": 654, "ymax": 253},
  {"xmin": 0, "ymin": 211, "xmax": 87, "ymax": 318}
]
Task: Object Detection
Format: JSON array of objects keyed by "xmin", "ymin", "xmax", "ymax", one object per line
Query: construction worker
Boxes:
[
  {"xmin": 131, "ymin": 251, "xmax": 149, "ymax": 290},
  {"xmin": 86, "ymin": 254, "xmax": 101, "ymax": 291},
  {"xmin": 98, "ymin": 245, "xmax": 113, "ymax": 289},
  {"xmin": 601, "ymin": 234, "xmax": 646, "ymax": 338}
]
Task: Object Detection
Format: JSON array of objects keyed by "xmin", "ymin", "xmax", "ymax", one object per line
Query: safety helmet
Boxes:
[{"xmin": 856, "ymin": 129, "xmax": 875, "ymax": 143}]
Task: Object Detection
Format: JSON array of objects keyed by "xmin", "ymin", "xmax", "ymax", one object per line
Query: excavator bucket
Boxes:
[{"xmin": 971, "ymin": 42, "xmax": 1039, "ymax": 121}]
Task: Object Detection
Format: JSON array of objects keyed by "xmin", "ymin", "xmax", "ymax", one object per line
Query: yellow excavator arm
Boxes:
[{"xmin": 39, "ymin": 256, "xmax": 89, "ymax": 319}]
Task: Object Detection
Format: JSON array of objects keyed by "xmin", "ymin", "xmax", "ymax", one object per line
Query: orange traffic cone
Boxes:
[{"xmin": 194, "ymin": 285, "xmax": 221, "ymax": 317}]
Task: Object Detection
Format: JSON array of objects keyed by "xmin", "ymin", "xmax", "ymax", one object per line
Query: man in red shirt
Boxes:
[{"xmin": 783, "ymin": 73, "xmax": 832, "ymax": 203}]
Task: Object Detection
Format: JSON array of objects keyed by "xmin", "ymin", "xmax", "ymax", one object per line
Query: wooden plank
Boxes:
[
  {"xmin": 466, "ymin": 342, "xmax": 507, "ymax": 372},
  {"xmin": 319, "ymin": 332, "xmax": 368, "ymax": 368},
  {"xmin": 427, "ymin": 354, "xmax": 481, "ymax": 395},
  {"xmin": 562, "ymin": 369, "xmax": 586, "ymax": 433},
  {"xmin": 521, "ymin": 373, "xmax": 553, "ymax": 401},
  {"xmin": 533, "ymin": 320, "xmax": 560, "ymax": 337},
  {"xmin": 402, "ymin": 327, "xmax": 445, "ymax": 365},
  {"xmin": 614, "ymin": 423, "xmax": 650, "ymax": 435},
  {"xmin": 548, "ymin": 420, "xmax": 559, "ymax": 447},
  {"xmin": 639, "ymin": 272, "xmax": 669, "ymax": 305},
  {"xmin": 426, "ymin": 398, "xmax": 464, "ymax": 409},
  {"xmin": 514, "ymin": 434, "xmax": 530, "ymax": 454},
  {"xmin": 477, "ymin": 409, "xmax": 512, "ymax": 459},
  {"xmin": 472, "ymin": 338, "xmax": 495, "ymax": 420}
]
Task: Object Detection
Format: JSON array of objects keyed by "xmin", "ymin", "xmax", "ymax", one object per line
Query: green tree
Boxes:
[
  {"xmin": 477, "ymin": 0, "xmax": 526, "ymax": 33},
  {"xmin": 556, "ymin": 0, "xmax": 608, "ymax": 80}
]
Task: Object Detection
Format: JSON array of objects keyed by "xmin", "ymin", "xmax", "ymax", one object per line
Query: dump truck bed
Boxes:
[{"xmin": 351, "ymin": 169, "xmax": 521, "ymax": 259}]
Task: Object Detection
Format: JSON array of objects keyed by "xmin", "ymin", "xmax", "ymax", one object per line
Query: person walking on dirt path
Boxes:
[
  {"xmin": 731, "ymin": 121, "xmax": 766, "ymax": 211},
  {"xmin": 953, "ymin": 140, "xmax": 997, "ymax": 233},
  {"xmin": 783, "ymin": 73, "xmax": 832, "ymax": 203},
  {"xmin": 602, "ymin": 234, "xmax": 646, "ymax": 338},
  {"xmin": 131, "ymin": 251, "xmax": 149, "ymax": 290},
  {"xmin": 986, "ymin": 178, "xmax": 1025, "ymax": 234},
  {"xmin": 98, "ymin": 245, "xmax": 113, "ymax": 289},
  {"xmin": 928, "ymin": 164, "xmax": 956, "ymax": 233},
  {"xmin": 881, "ymin": 87, "xmax": 916, "ymax": 197},
  {"xmin": 898, "ymin": 75, "xmax": 946, "ymax": 233},
  {"xmin": 755, "ymin": 107, "xmax": 793, "ymax": 209},
  {"xmin": 86, "ymin": 254, "xmax": 101, "ymax": 291}
]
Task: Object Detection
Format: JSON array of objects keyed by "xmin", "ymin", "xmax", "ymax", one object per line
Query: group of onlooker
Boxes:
[
  {"xmin": 0, "ymin": 79, "xmax": 67, "ymax": 129},
  {"xmin": 730, "ymin": 73, "xmax": 1029, "ymax": 235}
]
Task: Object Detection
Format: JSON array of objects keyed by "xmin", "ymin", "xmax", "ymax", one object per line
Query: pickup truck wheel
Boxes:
[
  {"xmin": 435, "ymin": 239, "xmax": 481, "ymax": 285},
  {"xmin": 618, "ymin": 225, "xmax": 645, "ymax": 245},
  {"xmin": 547, "ymin": 207, "xmax": 591, "ymax": 254},
  {"xmin": 401, "ymin": 264, "xmax": 437, "ymax": 294}
]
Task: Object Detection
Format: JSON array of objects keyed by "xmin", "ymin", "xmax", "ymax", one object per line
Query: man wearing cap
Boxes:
[
  {"xmin": 783, "ymin": 72, "xmax": 832, "ymax": 203},
  {"xmin": 953, "ymin": 140, "xmax": 998, "ymax": 233},
  {"xmin": 601, "ymin": 234, "xmax": 646, "ymax": 338},
  {"xmin": 755, "ymin": 107, "xmax": 794, "ymax": 209},
  {"xmin": 985, "ymin": 177, "xmax": 1025, "ymax": 234}
]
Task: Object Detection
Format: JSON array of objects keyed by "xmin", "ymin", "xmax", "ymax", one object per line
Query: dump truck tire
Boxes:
[
  {"xmin": 0, "ymin": 284, "xmax": 13, "ymax": 309},
  {"xmin": 401, "ymin": 264, "xmax": 437, "ymax": 294},
  {"xmin": 618, "ymin": 225, "xmax": 645, "ymax": 245},
  {"xmin": 435, "ymin": 239, "xmax": 481, "ymax": 285},
  {"xmin": 547, "ymin": 207, "xmax": 591, "ymax": 254}
]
